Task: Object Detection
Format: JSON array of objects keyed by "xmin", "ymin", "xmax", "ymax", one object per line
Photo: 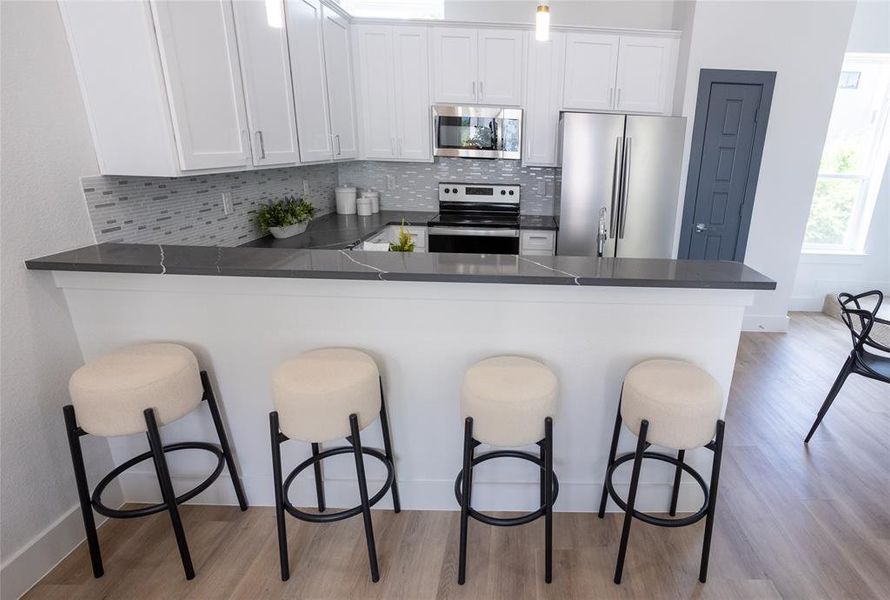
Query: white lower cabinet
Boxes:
[
  {"xmin": 520, "ymin": 230, "xmax": 556, "ymax": 256},
  {"xmin": 354, "ymin": 24, "xmax": 431, "ymax": 161}
]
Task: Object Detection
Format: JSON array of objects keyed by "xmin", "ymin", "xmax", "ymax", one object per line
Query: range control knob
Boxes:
[
  {"xmin": 452, "ymin": 188, "xmax": 458, "ymax": 193},
  {"xmin": 444, "ymin": 188, "xmax": 450, "ymax": 193},
  {"xmin": 500, "ymin": 190, "xmax": 506, "ymax": 195},
  {"xmin": 508, "ymin": 190, "xmax": 515, "ymax": 196}
]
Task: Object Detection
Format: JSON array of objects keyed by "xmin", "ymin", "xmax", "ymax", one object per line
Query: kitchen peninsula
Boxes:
[{"xmin": 27, "ymin": 240, "xmax": 773, "ymax": 514}]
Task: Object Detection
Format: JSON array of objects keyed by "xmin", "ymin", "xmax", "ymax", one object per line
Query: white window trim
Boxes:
[{"xmin": 802, "ymin": 52, "xmax": 890, "ymax": 256}]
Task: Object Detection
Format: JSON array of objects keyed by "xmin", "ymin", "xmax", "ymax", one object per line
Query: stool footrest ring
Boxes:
[
  {"xmin": 91, "ymin": 442, "xmax": 225, "ymax": 519},
  {"xmin": 282, "ymin": 445, "xmax": 394, "ymax": 523},
  {"xmin": 606, "ymin": 450, "xmax": 710, "ymax": 527},
  {"xmin": 454, "ymin": 449, "xmax": 559, "ymax": 527}
]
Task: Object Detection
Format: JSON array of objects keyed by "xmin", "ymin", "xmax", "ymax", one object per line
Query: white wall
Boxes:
[
  {"xmin": 847, "ymin": 0, "xmax": 890, "ymax": 53},
  {"xmin": 0, "ymin": 2, "xmax": 121, "ymax": 597},
  {"xmin": 674, "ymin": 0, "xmax": 857, "ymax": 331},
  {"xmin": 443, "ymin": 0, "xmax": 676, "ymax": 30}
]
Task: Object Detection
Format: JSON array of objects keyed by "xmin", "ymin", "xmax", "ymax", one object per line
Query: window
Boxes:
[
  {"xmin": 803, "ymin": 53, "xmax": 890, "ymax": 253},
  {"xmin": 337, "ymin": 0, "xmax": 443, "ymax": 19}
]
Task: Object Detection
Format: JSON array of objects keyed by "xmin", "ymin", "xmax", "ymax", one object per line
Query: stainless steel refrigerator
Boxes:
[{"xmin": 556, "ymin": 112, "xmax": 686, "ymax": 258}]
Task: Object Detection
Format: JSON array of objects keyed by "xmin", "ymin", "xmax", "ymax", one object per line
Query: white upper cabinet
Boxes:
[
  {"xmin": 563, "ymin": 32, "xmax": 676, "ymax": 114},
  {"xmin": 563, "ymin": 33, "xmax": 619, "ymax": 111},
  {"xmin": 392, "ymin": 26, "xmax": 431, "ymax": 160},
  {"xmin": 431, "ymin": 27, "xmax": 523, "ymax": 105},
  {"xmin": 523, "ymin": 32, "xmax": 566, "ymax": 167},
  {"xmin": 322, "ymin": 5, "xmax": 359, "ymax": 160},
  {"xmin": 615, "ymin": 35, "xmax": 677, "ymax": 114},
  {"xmin": 285, "ymin": 0, "xmax": 333, "ymax": 162},
  {"xmin": 477, "ymin": 29, "xmax": 524, "ymax": 105},
  {"xmin": 430, "ymin": 27, "xmax": 478, "ymax": 104},
  {"xmin": 355, "ymin": 25, "xmax": 431, "ymax": 161},
  {"xmin": 231, "ymin": 0, "xmax": 300, "ymax": 166},
  {"xmin": 151, "ymin": 0, "xmax": 252, "ymax": 170}
]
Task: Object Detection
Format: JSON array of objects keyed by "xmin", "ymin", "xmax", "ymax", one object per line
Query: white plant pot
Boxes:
[{"xmin": 268, "ymin": 222, "xmax": 309, "ymax": 239}]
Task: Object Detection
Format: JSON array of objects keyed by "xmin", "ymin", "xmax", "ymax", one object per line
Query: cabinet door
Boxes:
[
  {"xmin": 393, "ymin": 26, "xmax": 431, "ymax": 161},
  {"xmin": 615, "ymin": 36, "xmax": 677, "ymax": 114},
  {"xmin": 231, "ymin": 0, "xmax": 300, "ymax": 166},
  {"xmin": 151, "ymin": 0, "xmax": 251, "ymax": 170},
  {"xmin": 478, "ymin": 29, "xmax": 523, "ymax": 106},
  {"xmin": 523, "ymin": 32, "xmax": 565, "ymax": 166},
  {"xmin": 430, "ymin": 27, "xmax": 478, "ymax": 103},
  {"xmin": 562, "ymin": 33, "xmax": 619, "ymax": 111},
  {"xmin": 322, "ymin": 5, "xmax": 358, "ymax": 160},
  {"xmin": 285, "ymin": 0, "xmax": 332, "ymax": 162},
  {"xmin": 354, "ymin": 25, "xmax": 396, "ymax": 159}
]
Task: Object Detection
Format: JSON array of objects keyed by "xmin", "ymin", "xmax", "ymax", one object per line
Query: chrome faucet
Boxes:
[{"xmin": 597, "ymin": 207, "xmax": 608, "ymax": 257}]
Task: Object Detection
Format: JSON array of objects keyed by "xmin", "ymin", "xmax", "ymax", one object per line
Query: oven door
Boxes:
[
  {"xmin": 428, "ymin": 227, "xmax": 520, "ymax": 254},
  {"xmin": 432, "ymin": 105, "xmax": 522, "ymax": 160}
]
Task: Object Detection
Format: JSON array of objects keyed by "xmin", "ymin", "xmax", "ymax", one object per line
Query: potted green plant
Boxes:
[
  {"xmin": 255, "ymin": 196, "xmax": 316, "ymax": 239},
  {"xmin": 389, "ymin": 220, "xmax": 415, "ymax": 252}
]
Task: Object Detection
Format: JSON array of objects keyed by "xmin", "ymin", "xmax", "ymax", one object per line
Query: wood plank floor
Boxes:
[{"xmin": 24, "ymin": 313, "xmax": 890, "ymax": 599}]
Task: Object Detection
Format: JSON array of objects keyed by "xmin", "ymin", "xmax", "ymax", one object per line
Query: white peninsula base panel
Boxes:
[{"xmin": 54, "ymin": 273, "xmax": 753, "ymax": 514}]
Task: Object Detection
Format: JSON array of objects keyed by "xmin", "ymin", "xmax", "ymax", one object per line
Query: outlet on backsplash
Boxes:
[{"xmin": 221, "ymin": 192, "xmax": 233, "ymax": 215}]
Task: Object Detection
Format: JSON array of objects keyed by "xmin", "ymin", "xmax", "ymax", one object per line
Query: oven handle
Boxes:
[{"xmin": 428, "ymin": 227, "xmax": 519, "ymax": 238}]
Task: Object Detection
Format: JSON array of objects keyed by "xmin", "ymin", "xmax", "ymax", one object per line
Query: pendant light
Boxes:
[{"xmin": 536, "ymin": 3, "xmax": 551, "ymax": 41}]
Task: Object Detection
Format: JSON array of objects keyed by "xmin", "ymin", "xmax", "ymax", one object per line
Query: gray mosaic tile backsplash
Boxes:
[
  {"xmin": 338, "ymin": 159, "xmax": 560, "ymax": 215},
  {"xmin": 84, "ymin": 164, "xmax": 338, "ymax": 246},
  {"xmin": 83, "ymin": 159, "xmax": 560, "ymax": 246}
]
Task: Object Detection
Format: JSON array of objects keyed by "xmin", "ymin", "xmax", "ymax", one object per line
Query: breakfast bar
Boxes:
[{"xmin": 27, "ymin": 244, "xmax": 774, "ymax": 514}]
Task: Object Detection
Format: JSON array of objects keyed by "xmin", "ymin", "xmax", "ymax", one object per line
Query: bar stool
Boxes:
[
  {"xmin": 598, "ymin": 358, "xmax": 725, "ymax": 584},
  {"xmin": 455, "ymin": 355, "xmax": 559, "ymax": 585},
  {"xmin": 269, "ymin": 348, "xmax": 399, "ymax": 583},
  {"xmin": 63, "ymin": 343, "xmax": 248, "ymax": 580}
]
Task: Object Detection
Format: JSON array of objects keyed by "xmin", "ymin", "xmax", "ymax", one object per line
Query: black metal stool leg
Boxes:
[
  {"xmin": 669, "ymin": 449, "xmax": 686, "ymax": 516},
  {"xmin": 614, "ymin": 419, "xmax": 648, "ymax": 585},
  {"xmin": 378, "ymin": 379, "xmax": 401, "ymax": 513},
  {"xmin": 310, "ymin": 443, "xmax": 326, "ymax": 512},
  {"xmin": 144, "ymin": 408, "xmax": 195, "ymax": 580},
  {"xmin": 63, "ymin": 405, "xmax": 104, "ymax": 578},
  {"xmin": 699, "ymin": 420, "xmax": 725, "ymax": 583},
  {"xmin": 270, "ymin": 412, "xmax": 290, "ymax": 581},
  {"xmin": 539, "ymin": 441, "xmax": 546, "ymax": 509},
  {"xmin": 805, "ymin": 355, "xmax": 854, "ymax": 443},
  {"xmin": 457, "ymin": 417, "xmax": 474, "ymax": 585},
  {"xmin": 544, "ymin": 417, "xmax": 554, "ymax": 584},
  {"xmin": 350, "ymin": 413, "xmax": 380, "ymax": 582},
  {"xmin": 599, "ymin": 402, "xmax": 623, "ymax": 518},
  {"xmin": 201, "ymin": 371, "xmax": 248, "ymax": 511}
]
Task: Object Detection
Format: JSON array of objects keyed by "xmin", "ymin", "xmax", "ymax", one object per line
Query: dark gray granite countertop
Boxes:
[
  {"xmin": 27, "ymin": 242, "xmax": 775, "ymax": 290},
  {"xmin": 241, "ymin": 211, "xmax": 435, "ymax": 250},
  {"xmin": 519, "ymin": 215, "xmax": 559, "ymax": 230}
]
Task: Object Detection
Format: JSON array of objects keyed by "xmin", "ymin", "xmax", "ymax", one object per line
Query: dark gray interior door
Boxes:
[{"xmin": 679, "ymin": 69, "xmax": 775, "ymax": 261}]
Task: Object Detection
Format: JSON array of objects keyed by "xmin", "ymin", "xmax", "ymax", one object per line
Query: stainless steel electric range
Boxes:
[{"xmin": 427, "ymin": 183, "xmax": 520, "ymax": 255}]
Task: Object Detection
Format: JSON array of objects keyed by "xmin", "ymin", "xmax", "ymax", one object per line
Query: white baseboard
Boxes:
[
  {"xmin": 742, "ymin": 313, "xmax": 790, "ymax": 332},
  {"xmin": 790, "ymin": 297, "xmax": 826, "ymax": 312},
  {"xmin": 0, "ymin": 497, "xmax": 119, "ymax": 600},
  {"xmin": 118, "ymin": 471, "xmax": 706, "ymax": 514}
]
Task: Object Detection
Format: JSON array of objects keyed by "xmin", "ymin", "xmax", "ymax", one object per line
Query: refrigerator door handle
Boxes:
[
  {"xmin": 619, "ymin": 137, "xmax": 631, "ymax": 239},
  {"xmin": 609, "ymin": 137, "xmax": 622, "ymax": 238}
]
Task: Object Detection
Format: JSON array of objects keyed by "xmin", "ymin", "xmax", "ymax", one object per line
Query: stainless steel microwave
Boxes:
[{"xmin": 432, "ymin": 105, "xmax": 522, "ymax": 160}]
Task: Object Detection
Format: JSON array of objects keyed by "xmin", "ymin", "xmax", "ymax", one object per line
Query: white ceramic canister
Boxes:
[
  {"xmin": 356, "ymin": 196, "xmax": 373, "ymax": 216},
  {"xmin": 335, "ymin": 185, "xmax": 357, "ymax": 215},
  {"xmin": 362, "ymin": 190, "xmax": 380, "ymax": 213}
]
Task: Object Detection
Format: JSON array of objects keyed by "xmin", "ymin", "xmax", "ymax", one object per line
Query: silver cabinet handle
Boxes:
[
  {"xmin": 472, "ymin": 80, "xmax": 476, "ymax": 100},
  {"xmin": 397, "ymin": 138, "xmax": 402, "ymax": 156},
  {"xmin": 255, "ymin": 130, "xmax": 266, "ymax": 159},
  {"xmin": 695, "ymin": 223, "xmax": 709, "ymax": 233},
  {"xmin": 619, "ymin": 137, "xmax": 631, "ymax": 239},
  {"xmin": 617, "ymin": 88, "xmax": 622, "ymax": 107},
  {"xmin": 528, "ymin": 235, "xmax": 549, "ymax": 240},
  {"xmin": 609, "ymin": 137, "xmax": 621, "ymax": 237},
  {"xmin": 335, "ymin": 133, "xmax": 341, "ymax": 156},
  {"xmin": 479, "ymin": 80, "xmax": 484, "ymax": 101}
]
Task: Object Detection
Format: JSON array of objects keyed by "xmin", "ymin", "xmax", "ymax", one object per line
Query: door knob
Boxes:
[{"xmin": 695, "ymin": 223, "xmax": 709, "ymax": 233}]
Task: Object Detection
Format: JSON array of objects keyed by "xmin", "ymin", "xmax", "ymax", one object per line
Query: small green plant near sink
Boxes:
[
  {"xmin": 255, "ymin": 196, "xmax": 316, "ymax": 239},
  {"xmin": 389, "ymin": 220, "xmax": 415, "ymax": 252}
]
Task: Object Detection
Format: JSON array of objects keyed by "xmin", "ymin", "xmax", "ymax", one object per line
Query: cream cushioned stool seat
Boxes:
[
  {"xmin": 620, "ymin": 359, "xmax": 723, "ymax": 450},
  {"xmin": 69, "ymin": 343, "xmax": 203, "ymax": 437},
  {"xmin": 461, "ymin": 355, "xmax": 558, "ymax": 447},
  {"xmin": 272, "ymin": 348, "xmax": 380, "ymax": 443}
]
